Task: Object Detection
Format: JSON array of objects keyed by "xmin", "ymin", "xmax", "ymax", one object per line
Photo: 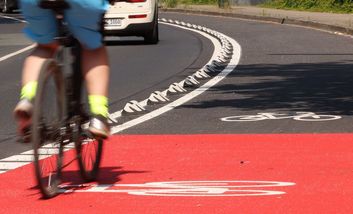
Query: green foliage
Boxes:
[
  {"xmin": 161, "ymin": 0, "xmax": 218, "ymax": 7},
  {"xmin": 163, "ymin": 0, "xmax": 178, "ymax": 8},
  {"xmin": 180, "ymin": 0, "xmax": 218, "ymax": 4},
  {"xmin": 263, "ymin": 0, "xmax": 353, "ymax": 13}
]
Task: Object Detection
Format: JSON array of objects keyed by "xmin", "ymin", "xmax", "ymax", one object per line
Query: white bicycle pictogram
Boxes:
[
  {"xmin": 59, "ymin": 180, "xmax": 295, "ymax": 197},
  {"xmin": 221, "ymin": 112, "xmax": 341, "ymax": 122}
]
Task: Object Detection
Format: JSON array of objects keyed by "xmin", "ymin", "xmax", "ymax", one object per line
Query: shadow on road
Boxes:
[
  {"xmin": 59, "ymin": 166, "xmax": 149, "ymax": 185},
  {"xmin": 28, "ymin": 166, "xmax": 149, "ymax": 199},
  {"xmin": 180, "ymin": 60, "xmax": 353, "ymax": 116}
]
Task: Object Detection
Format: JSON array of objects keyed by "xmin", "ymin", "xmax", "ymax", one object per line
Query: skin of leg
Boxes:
[
  {"xmin": 16, "ymin": 43, "xmax": 58, "ymax": 138},
  {"xmin": 22, "ymin": 43, "xmax": 109, "ymax": 95},
  {"xmin": 21, "ymin": 43, "xmax": 58, "ymax": 86},
  {"xmin": 22, "ymin": 43, "xmax": 109, "ymax": 102},
  {"xmin": 81, "ymin": 46, "xmax": 109, "ymax": 97}
]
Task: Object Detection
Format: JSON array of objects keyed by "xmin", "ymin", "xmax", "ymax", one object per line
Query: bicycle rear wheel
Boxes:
[
  {"xmin": 68, "ymin": 40, "xmax": 103, "ymax": 182},
  {"xmin": 32, "ymin": 59, "xmax": 65, "ymax": 198},
  {"xmin": 74, "ymin": 120, "xmax": 103, "ymax": 181}
]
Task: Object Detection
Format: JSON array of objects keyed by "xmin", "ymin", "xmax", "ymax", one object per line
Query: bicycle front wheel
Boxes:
[
  {"xmin": 73, "ymin": 116, "xmax": 103, "ymax": 181},
  {"xmin": 75, "ymin": 127, "xmax": 103, "ymax": 181},
  {"xmin": 32, "ymin": 59, "xmax": 66, "ymax": 198}
]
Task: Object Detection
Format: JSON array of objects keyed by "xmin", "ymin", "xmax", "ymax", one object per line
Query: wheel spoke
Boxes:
[{"xmin": 76, "ymin": 129, "xmax": 103, "ymax": 181}]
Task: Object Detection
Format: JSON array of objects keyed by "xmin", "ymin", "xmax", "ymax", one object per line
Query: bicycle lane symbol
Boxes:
[
  {"xmin": 59, "ymin": 180, "xmax": 295, "ymax": 197},
  {"xmin": 221, "ymin": 112, "xmax": 342, "ymax": 122}
]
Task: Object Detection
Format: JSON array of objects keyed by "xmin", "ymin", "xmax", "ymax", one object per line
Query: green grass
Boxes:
[
  {"xmin": 179, "ymin": 0, "xmax": 218, "ymax": 4},
  {"xmin": 161, "ymin": 0, "xmax": 353, "ymax": 13},
  {"xmin": 161, "ymin": 0, "xmax": 218, "ymax": 8},
  {"xmin": 261, "ymin": 0, "xmax": 353, "ymax": 13}
]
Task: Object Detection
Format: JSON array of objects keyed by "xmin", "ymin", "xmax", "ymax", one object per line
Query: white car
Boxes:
[{"xmin": 104, "ymin": 0, "xmax": 159, "ymax": 44}]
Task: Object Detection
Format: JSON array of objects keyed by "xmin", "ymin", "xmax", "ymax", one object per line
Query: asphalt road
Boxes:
[
  {"xmin": 124, "ymin": 12, "xmax": 353, "ymax": 135},
  {"xmin": 0, "ymin": 11, "xmax": 352, "ymax": 157}
]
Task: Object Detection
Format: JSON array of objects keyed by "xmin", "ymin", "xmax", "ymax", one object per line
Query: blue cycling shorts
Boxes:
[{"xmin": 20, "ymin": 0, "xmax": 109, "ymax": 50}]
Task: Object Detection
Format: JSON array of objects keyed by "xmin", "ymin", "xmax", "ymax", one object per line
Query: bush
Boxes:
[
  {"xmin": 163, "ymin": 0, "xmax": 178, "ymax": 8},
  {"xmin": 161, "ymin": 0, "xmax": 218, "ymax": 6},
  {"xmin": 263, "ymin": 0, "xmax": 353, "ymax": 13},
  {"xmin": 180, "ymin": 0, "xmax": 218, "ymax": 4}
]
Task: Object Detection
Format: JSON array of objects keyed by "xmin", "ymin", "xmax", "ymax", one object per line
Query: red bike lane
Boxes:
[{"xmin": 1, "ymin": 134, "xmax": 353, "ymax": 213}]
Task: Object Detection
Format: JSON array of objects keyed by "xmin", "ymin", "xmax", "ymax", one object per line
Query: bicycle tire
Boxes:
[
  {"xmin": 74, "ymin": 117, "xmax": 103, "ymax": 181},
  {"xmin": 32, "ymin": 59, "xmax": 66, "ymax": 198}
]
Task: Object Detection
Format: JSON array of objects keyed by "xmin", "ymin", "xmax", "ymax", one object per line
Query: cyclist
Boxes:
[{"xmin": 13, "ymin": 0, "xmax": 111, "ymax": 139}]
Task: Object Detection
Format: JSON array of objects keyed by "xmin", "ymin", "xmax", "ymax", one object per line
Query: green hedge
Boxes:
[
  {"xmin": 263, "ymin": 0, "xmax": 353, "ymax": 13},
  {"xmin": 162, "ymin": 0, "xmax": 353, "ymax": 12},
  {"xmin": 161, "ymin": 0, "xmax": 218, "ymax": 8},
  {"xmin": 180, "ymin": 0, "xmax": 218, "ymax": 4}
]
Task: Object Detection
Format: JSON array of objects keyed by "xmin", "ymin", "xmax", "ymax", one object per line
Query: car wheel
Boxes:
[{"xmin": 144, "ymin": 9, "xmax": 159, "ymax": 44}]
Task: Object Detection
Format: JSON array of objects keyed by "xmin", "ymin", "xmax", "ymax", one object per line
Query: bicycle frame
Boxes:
[{"xmin": 50, "ymin": 7, "xmax": 84, "ymax": 120}]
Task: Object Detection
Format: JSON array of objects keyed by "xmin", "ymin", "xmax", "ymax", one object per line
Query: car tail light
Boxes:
[{"xmin": 128, "ymin": 14, "xmax": 147, "ymax": 19}]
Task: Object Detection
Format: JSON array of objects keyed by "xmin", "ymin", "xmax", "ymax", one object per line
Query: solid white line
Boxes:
[
  {"xmin": 0, "ymin": 44, "xmax": 35, "ymax": 63},
  {"xmin": 0, "ymin": 15, "xmax": 33, "ymax": 63},
  {"xmin": 111, "ymin": 23, "xmax": 242, "ymax": 133},
  {"xmin": 0, "ymin": 15, "xmax": 26, "ymax": 23}
]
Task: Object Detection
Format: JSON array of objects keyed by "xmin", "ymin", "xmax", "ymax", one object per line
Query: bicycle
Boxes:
[{"xmin": 32, "ymin": 0, "xmax": 104, "ymax": 198}]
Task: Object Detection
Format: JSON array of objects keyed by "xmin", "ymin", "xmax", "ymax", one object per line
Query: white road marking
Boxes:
[
  {"xmin": 0, "ymin": 20, "xmax": 241, "ymax": 173},
  {"xmin": 0, "ymin": 142, "xmax": 74, "ymax": 174},
  {"xmin": 221, "ymin": 112, "xmax": 342, "ymax": 122},
  {"xmin": 0, "ymin": 15, "xmax": 26, "ymax": 23},
  {"xmin": 0, "ymin": 44, "xmax": 35, "ymax": 63},
  {"xmin": 0, "ymin": 16, "xmax": 33, "ymax": 62},
  {"xmin": 59, "ymin": 180, "xmax": 295, "ymax": 197},
  {"xmin": 1, "ymin": 154, "xmax": 33, "ymax": 162},
  {"xmin": 111, "ymin": 23, "xmax": 241, "ymax": 133}
]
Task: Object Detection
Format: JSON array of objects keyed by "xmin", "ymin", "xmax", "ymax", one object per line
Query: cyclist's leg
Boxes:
[
  {"xmin": 14, "ymin": 44, "xmax": 58, "ymax": 137},
  {"xmin": 65, "ymin": 0, "xmax": 110, "ymax": 138},
  {"xmin": 82, "ymin": 46, "xmax": 110, "ymax": 114},
  {"xmin": 82, "ymin": 46, "xmax": 110, "ymax": 138},
  {"xmin": 21, "ymin": 43, "xmax": 58, "ymax": 88},
  {"xmin": 14, "ymin": 0, "xmax": 58, "ymax": 138}
]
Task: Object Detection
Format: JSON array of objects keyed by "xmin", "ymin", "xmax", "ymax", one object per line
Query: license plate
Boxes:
[{"xmin": 105, "ymin": 18, "xmax": 122, "ymax": 26}]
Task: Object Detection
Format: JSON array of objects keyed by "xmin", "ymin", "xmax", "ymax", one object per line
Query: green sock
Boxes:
[
  {"xmin": 88, "ymin": 95, "xmax": 109, "ymax": 118},
  {"xmin": 20, "ymin": 81, "xmax": 38, "ymax": 100}
]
